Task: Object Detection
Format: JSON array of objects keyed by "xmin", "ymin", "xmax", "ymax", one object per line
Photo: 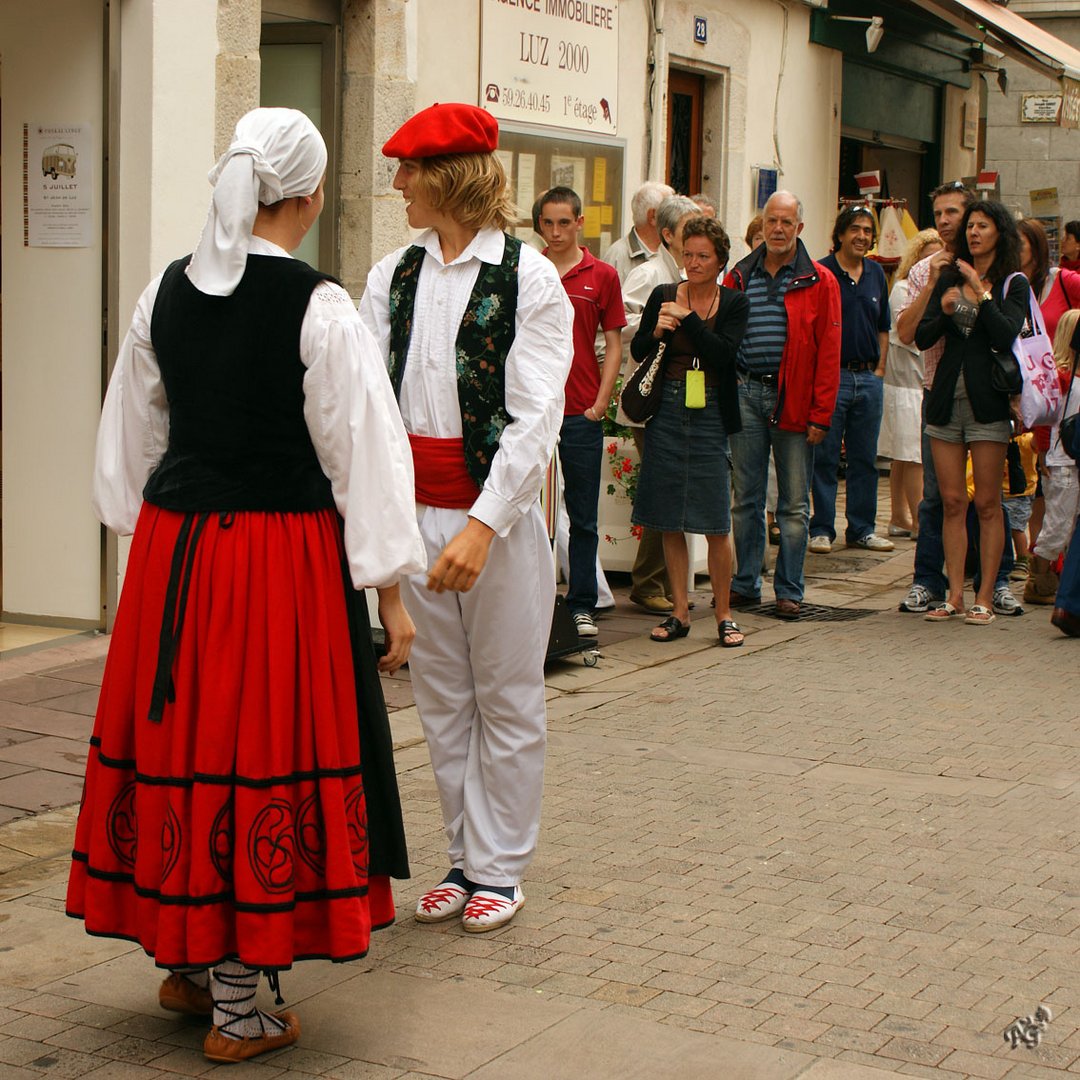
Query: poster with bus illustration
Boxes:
[{"xmin": 25, "ymin": 122, "xmax": 93, "ymax": 247}]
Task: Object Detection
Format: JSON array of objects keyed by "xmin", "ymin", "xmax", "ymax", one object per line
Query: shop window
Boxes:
[
  {"xmin": 260, "ymin": 18, "xmax": 340, "ymax": 273},
  {"xmin": 496, "ymin": 128, "xmax": 624, "ymax": 258}
]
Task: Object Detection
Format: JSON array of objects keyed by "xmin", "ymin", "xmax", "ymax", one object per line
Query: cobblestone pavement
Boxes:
[{"xmin": 0, "ymin": 514, "xmax": 1076, "ymax": 1079}]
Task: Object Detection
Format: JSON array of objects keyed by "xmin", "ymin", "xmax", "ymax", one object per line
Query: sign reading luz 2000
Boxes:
[{"xmin": 480, "ymin": 0, "xmax": 619, "ymax": 136}]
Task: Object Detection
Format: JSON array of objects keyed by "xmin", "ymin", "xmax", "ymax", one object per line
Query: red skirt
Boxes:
[{"xmin": 67, "ymin": 505, "xmax": 395, "ymax": 969}]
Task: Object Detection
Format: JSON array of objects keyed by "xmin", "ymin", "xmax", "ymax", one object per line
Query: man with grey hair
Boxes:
[
  {"xmin": 691, "ymin": 193, "xmax": 718, "ymax": 218},
  {"xmin": 722, "ymin": 190, "xmax": 841, "ymax": 620},
  {"xmin": 618, "ymin": 194, "xmax": 703, "ymax": 612},
  {"xmin": 603, "ymin": 180, "xmax": 675, "ymax": 284}
]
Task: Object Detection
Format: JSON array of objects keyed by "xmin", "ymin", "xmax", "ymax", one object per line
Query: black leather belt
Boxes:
[
  {"xmin": 842, "ymin": 360, "xmax": 878, "ymax": 371},
  {"xmin": 741, "ymin": 369, "xmax": 779, "ymax": 386}
]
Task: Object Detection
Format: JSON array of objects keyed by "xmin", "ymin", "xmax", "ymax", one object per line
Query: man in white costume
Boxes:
[{"xmin": 360, "ymin": 103, "xmax": 573, "ymax": 932}]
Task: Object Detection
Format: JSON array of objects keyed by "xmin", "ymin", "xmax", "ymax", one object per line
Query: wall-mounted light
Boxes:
[
  {"xmin": 970, "ymin": 46, "xmax": 1010, "ymax": 94},
  {"xmin": 829, "ymin": 15, "xmax": 885, "ymax": 54}
]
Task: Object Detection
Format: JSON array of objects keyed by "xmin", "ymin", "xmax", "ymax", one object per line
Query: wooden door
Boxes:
[{"xmin": 667, "ymin": 70, "xmax": 703, "ymax": 195}]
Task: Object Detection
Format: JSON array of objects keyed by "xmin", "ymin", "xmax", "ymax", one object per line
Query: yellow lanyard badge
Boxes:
[{"xmin": 686, "ymin": 357, "xmax": 705, "ymax": 409}]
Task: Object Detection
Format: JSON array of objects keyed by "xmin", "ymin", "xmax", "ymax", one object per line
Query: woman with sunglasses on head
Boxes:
[
  {"xmin": 66, "ymin": 108, "xmax": 425, "ymax": 1063},
  {"xmin": 916, "ymin": 200, "xmax": 1029, "ymax": 625}
]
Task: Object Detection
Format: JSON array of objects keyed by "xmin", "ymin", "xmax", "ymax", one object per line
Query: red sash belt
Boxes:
[{"xmin": 408, "ymin": 434, "xmax": 480, "ymax": 509}]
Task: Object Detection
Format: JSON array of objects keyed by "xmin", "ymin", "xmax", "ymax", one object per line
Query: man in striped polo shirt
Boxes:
[{"xmin": 723, "ymin": 191, "xmax": 841, "ymax": 620}]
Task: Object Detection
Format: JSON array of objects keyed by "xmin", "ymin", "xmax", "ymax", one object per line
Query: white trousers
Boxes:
[
  {"xmin": 1033, "ymin": 466, "xmax": 1080, "ymax": 560},
  {"xmin": 402, "ymin": 503, "xmax": 554, "ymax": 887}
]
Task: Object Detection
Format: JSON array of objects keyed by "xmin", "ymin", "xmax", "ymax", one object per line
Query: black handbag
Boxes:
[
  {"xmin": 990, "ymin": 346, "xmax": 1023, "ymax": 395},
  {"xmin": 987, "ymin": 274, "xmax": 1023, "ymax": 395},
  {"xmin": 1061, "ymin": 413, "xmax": 1080, "ymax": 462},
  {"xmin": 1058, "ymin": 350, "xmax": 1080, "ymax": 463},
  {"xmin": 620, "ymin": 339, "xmax": 668, "ymax": 423}
]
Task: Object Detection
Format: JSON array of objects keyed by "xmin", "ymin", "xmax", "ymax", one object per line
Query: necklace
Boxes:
[{"xmin": 686, "ymin": 284, "xmax": 720, "ymax": 321}]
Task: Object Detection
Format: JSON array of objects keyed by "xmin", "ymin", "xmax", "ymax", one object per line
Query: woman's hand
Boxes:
[
  {"xmin": 654, "ymin": 301, "xmax": 687, "ymax": 339},
  {"xmin": 426, "ymin": 517, "xmax": 495, "ymax": 593},
  {"xmin": 955, "ymin": 258, "xmax": 984, "ymax": 293},
  {"xmin": 375, "ymin": 585, "xmax": 415, "ymax": 675},
  {"xmin": 941, "ymin": 286, "xmax": 963, "ymax": 315}
]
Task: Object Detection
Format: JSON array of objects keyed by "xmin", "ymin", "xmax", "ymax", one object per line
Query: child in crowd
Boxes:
[
  {"xmin": 1004, "ymin": 430, "xmax": 1038, "ymax": 581},
  {"xmin": 1026, "ymin": 309, "xmax": 1080, "ymax": 604}
]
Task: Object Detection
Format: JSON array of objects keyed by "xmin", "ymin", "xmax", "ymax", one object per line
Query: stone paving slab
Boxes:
[{"xmin": 1, "ymin": 506, "xmax": 1077, "ymax": 1078}]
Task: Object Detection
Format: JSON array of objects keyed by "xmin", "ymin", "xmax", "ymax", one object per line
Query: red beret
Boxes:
[{"xmin": 382, "ymin": 102, "xmax": 499, "ymax": 159}]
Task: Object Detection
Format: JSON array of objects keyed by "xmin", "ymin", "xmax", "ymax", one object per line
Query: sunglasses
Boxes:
[{"xmin": 933, "ymin": 180, "xmax": 971, "ymax": 197}]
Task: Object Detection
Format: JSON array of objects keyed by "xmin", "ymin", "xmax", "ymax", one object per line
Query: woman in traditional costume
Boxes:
[{"xmin": 66, "ymin": 108, "xmax": 425, "ymax": 1063}]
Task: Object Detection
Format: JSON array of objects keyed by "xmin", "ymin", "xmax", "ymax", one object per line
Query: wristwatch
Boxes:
[{"xmin": 978, "ymin": 291, "xmax": 993, "ymax": 305}]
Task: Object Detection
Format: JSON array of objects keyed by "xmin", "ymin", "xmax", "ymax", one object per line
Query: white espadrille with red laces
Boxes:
[
  {"xmin": 461, "ymin": 886, "xmax": 525, "ymax": 933},
  {"xmin": 415, "ymin": 881, "xmax": 470, "ymax": 923}
]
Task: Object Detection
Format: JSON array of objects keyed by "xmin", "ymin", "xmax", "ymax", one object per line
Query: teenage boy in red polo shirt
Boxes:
[{"xmin": 538, "ymin": 186, "xmax": 626, "ymax": 637}]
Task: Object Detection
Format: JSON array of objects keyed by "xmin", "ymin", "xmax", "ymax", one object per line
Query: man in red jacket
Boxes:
[{"xmin": 723, "ymin": 191, "xmax": 841, "ymax": 619}]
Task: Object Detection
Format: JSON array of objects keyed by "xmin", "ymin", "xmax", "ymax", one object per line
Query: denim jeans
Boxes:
[
  {"xmin": 558, "ymin": 413, "xmax": 604, "ymax": 614},
  {"xmin": 913, "ymin": 390, "xmax": 948, "ymax": 598},
  {"xmin": 730, "ymin": 379, "xmax": 813, "ymax": 602},
  {"xmin": 810, "ymin": 369, "xmax": 884, "ymax": 543}
]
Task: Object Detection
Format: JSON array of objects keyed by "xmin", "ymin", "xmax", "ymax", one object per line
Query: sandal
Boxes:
[
  {"xmin": 718, "ymin": 619, "xmax": 744, "ymax": 648},
  {"xmin": 965, "ymin": 604, "xmax": 996, "ymax": 626},
  {"xmin": 650, "ymin": 616, "xmax": 690, "ymax": 642},
  {"xmin": 924, "ymin": 602, "xmax": 963, "ymax": 622}
]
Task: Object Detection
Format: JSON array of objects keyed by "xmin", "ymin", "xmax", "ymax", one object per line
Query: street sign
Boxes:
[{"xmin": 1021, "ymin": 94, "xmax": 1063, "ymax": 124}]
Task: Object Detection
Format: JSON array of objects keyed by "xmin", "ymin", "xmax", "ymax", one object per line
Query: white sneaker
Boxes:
[
  {"xmin": 572, "ymin": 611, "xmax": 598, "ymax": 637},
  {"xmin": 808, "ymin": 535, "xmax": 832, "ymax": 554},
  {"xmin": 849, "ymin": 534, "xmax": 894, "ymax": 551},
  {"xmin": 899, "ymin": 584, "xmax": 936, "ymax": 613},
  {"xmin": 462, "ymin": 886, "xmax": 525, "ymax": 933},
  {"xmin": 415, "ymin": 880, "xmax": 470, "ymax": 923},
  {"xmin": 992, "ymin": 586, "xmax": 1024, "ymax": 617}
]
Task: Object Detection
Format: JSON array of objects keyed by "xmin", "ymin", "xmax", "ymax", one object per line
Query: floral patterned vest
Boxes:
[{"xmin": 388, "ymin": 235, "xmax": 521, "ymax": 486}]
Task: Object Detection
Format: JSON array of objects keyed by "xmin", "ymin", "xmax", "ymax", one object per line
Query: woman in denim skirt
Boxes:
[{"xmin": 631, "ymin": 217, "xmax": 750, "ymax": 645}]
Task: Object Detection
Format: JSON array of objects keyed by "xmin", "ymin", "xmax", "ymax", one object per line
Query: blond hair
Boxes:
[
  {"xmin": 897, "ymin": 228, "xmax": 943, "ymax": 281},
  {"xmin": 414, "ymin": 153, "xmax": 517, "ymax": 231},
  {"xmin": 1052, "ymin": 308, "xmax": 1080, "ymax": 372}
]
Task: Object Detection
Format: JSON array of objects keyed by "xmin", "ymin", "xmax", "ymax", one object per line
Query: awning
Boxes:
[{"xmin": 909, "ymin": 0, "xmax": 1080, "ymax": 82}]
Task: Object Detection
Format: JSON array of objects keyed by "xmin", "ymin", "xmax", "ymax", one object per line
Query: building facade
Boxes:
[
  {"xmin": 0, "ymin": 0, "xmax": 1073, "ymax": 628},
  {"xmin": 984, "ymin": 1, "xmax": 1080, "ymax": 253}
]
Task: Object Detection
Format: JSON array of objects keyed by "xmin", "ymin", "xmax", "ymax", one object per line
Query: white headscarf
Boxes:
[{"xmin": 186, "ymin": 108, "xmax": 328, "ymax": 296}]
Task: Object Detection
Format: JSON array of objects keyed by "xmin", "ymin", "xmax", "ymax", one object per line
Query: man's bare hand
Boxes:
[
  {"xmin": 927, "ymin": 246, "xmax": 955, "ymax": 283},
  {"xmin": 806, "ymin": 426, "xmax": 827, "ymax": 447},
  {"xmin": 376, "ymin": 585, "xmax": 415, "ymax": 674},
  {"xmin": 427, "ymin": 518, "xmax": 496, "ymax": 593}
]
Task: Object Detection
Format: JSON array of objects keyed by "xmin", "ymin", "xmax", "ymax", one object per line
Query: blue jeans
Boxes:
[
  {"xmin": 558, "ymin": 413, "xmax": 603, "ymax": 614},
  {"xmin": 913, "ymin": 390, "xmax": 948, "ymax": 597},
  {"xmin": 810, "ymin": 369, "xmax": 884, "ymax": 543},
  {"xmin": 730, "ymin": 379, "xmax": 813, "ymax": 602}
]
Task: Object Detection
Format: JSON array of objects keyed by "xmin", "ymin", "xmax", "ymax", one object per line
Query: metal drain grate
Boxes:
[{"xmin": 741, "ymin": 602, "xmax": 880, "ymax": 622}]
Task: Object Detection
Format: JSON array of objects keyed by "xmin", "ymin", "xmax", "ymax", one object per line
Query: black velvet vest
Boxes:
[
  {"xmin": 387, "ymin": 235, "xmax": 521, "ymax": 486},
  {"xmin": 144, "ymin": 254, "xmax": 337, "ymax": 512}
]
